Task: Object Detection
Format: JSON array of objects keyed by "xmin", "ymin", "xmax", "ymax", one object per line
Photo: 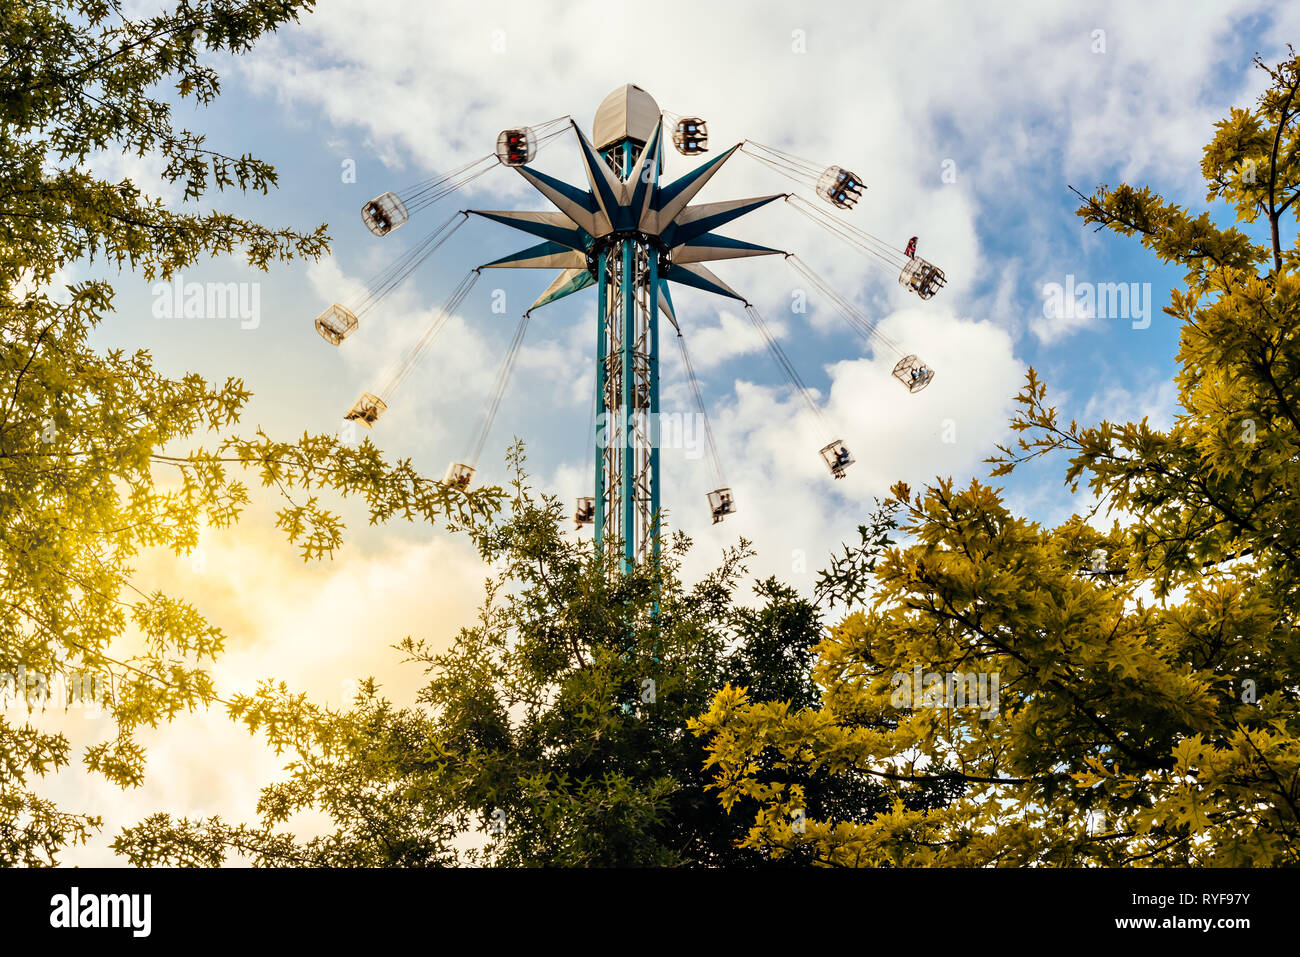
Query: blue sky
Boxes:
[{"xmin": 45, "ymin": 0, "xmax": 1300, "ymax": 861}]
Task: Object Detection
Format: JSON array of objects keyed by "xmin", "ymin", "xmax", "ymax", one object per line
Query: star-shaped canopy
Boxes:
[{"xmin": 469, "ymin": 118, "xmax": 786, "ymax": 319}]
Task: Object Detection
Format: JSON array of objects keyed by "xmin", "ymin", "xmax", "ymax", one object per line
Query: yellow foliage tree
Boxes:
[{"xmin": 692, "ymin": 50, "xmax": 1300, "ymax": 867}]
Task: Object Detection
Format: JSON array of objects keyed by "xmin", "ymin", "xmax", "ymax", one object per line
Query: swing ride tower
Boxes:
[
  {"xmin": 321, "ymin": 84, "xmax": 947, "ymax": 575},
  {"xmin": 469, "ymin": 85, "xmax": 791, "ymax": 569},
  {"xmin": 593, "ymin": 87, "xmax": 663, "ymax": 568}
]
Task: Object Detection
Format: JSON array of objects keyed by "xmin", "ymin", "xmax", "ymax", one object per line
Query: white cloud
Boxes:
[
  {"xmin": 37, "ymin": 522, "xmax": 490, "ymax": 865},
  {"xmin": 652, "ymin": 300, "xmax": 1022, "ymax": 586},
  {"xmin": 1030, "ymin": 277, "xmax": 1102, "ymax": 344},
  {"xmin": 1082, "ymin": 375, "xmax": 1180, "ymax": 430},
  {"xmin": 681, "ymin": 308, "xmax": 784, "ymax": 371}
]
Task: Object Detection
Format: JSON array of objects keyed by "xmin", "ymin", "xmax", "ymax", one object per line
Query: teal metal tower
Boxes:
[{"xmin": 470, "ymin": 85, "xmax": 785, "ymax": 568}]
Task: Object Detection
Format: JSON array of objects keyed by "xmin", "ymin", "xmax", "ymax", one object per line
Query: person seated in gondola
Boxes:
[
  {"xmin": 835, "ymin": 445, "xmax": 852, "ymax": 466},
  {"xmin": 506, "ymin": 134, "xmax": 528, "ymax": 164},
  {"xmin": 905, "ymin": 236, "xmax": 918, "ymax": 259},
  {"xmin": 366, "ymin": 201, "xmax": 390, "ymax": 232},
  {"xmin": 574, "ymin": 500, "xmax": 594, "ymax": 527}
]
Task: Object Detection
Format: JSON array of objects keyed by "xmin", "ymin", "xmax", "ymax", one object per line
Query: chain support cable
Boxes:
[
  {"xmin": 466, "ymin": 310, "xmax": 532, "ymax": 467},
  {"xmin": 351, "ymin": 211, "xmax": 470, "ymax": 318},
  {"xmin": 740, "ymin": 140, "xmax": 825, "ymax": 188},
  {"xmin": 785, "ymin": 253, "xmax": 905, "ymax": 357},
  {"xmin": 741, "ymin": 302, "xmax": 833, "ymax": 443},
  {"xmin": 395, "ymin": 115, "xmax": 574, "ymax": 213},
  {"xmin": 784, "ymin": 194, "xmax": 904, "ymax": 268},
  {"xmin": 377, "ymin": 268, "xmax": 481, "ymax": 400},
  {"xmin": 674, "ymin": 331, "xmax": 726, "ymax": 489}
]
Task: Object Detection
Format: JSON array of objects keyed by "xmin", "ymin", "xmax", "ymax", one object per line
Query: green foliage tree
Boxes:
[
  {"xmin": 691, "ymin": 50, "xmax": 1300, "ymax": 866},
  {"xmin": 0, "ymin": 1, "xmax": 498, "ymax": 866},
  {"xmin": 113, "ymin": 447, "xmax": 955, "ymax": 866}
]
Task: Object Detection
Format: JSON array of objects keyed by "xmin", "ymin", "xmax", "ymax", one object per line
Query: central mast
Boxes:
[{"xmin": 593, "ymin": 85, "xmax": 661, "ymax": 569}]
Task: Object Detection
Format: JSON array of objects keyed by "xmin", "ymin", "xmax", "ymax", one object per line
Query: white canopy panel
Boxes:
[{"xmin": 593, "ymin": 83, "xmax": 661, "ymax": 150}]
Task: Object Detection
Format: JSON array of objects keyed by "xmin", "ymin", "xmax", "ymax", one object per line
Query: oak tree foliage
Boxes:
[
  {"xmin": 113, "ymin": 446, "xmax": 957, "ymax": 867},
  {"xmin": 0, "ymin": 0, "xmax": 498, "ymax": 866}
]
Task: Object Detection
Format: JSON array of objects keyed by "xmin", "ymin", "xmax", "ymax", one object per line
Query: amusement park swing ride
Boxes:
[{"xmin": 312, "ymin": 85, "xmax": 946, "ymax": 568}]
